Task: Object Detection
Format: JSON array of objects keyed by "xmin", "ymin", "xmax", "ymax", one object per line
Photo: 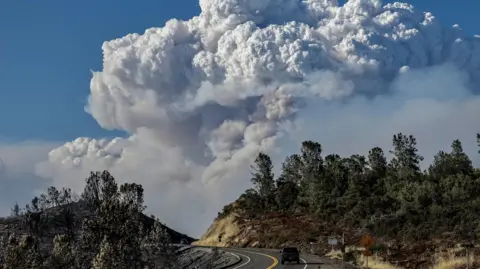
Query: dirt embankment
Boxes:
[
  {"xmin": 195, "ymin": 202, "xmax": 479, "ymax": 269},
  {"xmin": 194, "ymin": 205, "xmax": 347, "ymax": 251},
  {"xmin": 193, "ymin": 213, "xmax": 243, "ymax": 247}
]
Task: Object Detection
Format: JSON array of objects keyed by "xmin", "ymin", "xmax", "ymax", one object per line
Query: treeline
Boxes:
[
  {"xmin": 10, "ymin": 186, "xmax": 79, "ymax": 217},
  {"xmin": 0, "ymin": 171, "xmax": 176, "ymax": 269},
  {"xmin": 226, "ymin": 133, "xmax": 480, "ymax": 241}
]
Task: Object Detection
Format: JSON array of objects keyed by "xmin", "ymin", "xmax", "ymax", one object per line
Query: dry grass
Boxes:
[
  {"xmin": 325, "ymin": 247, "xmax": 402, "ymax": 269},
  {"xmin": 358, "ymin": 255, "xmax": 402, "ymax": 269},
  {"xmin": 326, "ymin": 246, "xmax": 477, "ymax": 269},
  {"xmin": 325, "ymin": 246, "xmax": 362, "ymax": 257},
  {"xmin": 431, "ymin": 251, "xmax": 475, "ymax": 269},
  {"xmin": 325, "ymin": 249, "xmax": 343, "ymax": 260}
]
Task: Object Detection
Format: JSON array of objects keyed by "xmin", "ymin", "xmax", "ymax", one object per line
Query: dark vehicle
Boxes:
[{"xmin": 280, "ymin": 247, "xmax": 300, "ymax": 264}]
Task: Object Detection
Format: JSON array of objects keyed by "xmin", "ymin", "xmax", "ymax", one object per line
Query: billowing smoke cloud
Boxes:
[
  {"xmin": 35, "ymin": 0, "xmax": 480, "ymax": 237},
  {"xmin": 0, "ymin": 141, "xmax": 59, "ymax": 216}
]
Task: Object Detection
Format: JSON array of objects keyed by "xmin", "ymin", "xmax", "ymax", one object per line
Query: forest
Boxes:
[
  {"xmin": 0, "ymin": 171, "xmax": 177, "ymax": 269},
  {"xmin": 222, "ymin": 133, "xmax": 480, "ymax": 242}
]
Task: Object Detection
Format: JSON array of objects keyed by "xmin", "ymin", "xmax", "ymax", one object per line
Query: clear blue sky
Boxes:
[{"xmin": 0, "ymin": 0, "xmax": 478, "ymax": 142}]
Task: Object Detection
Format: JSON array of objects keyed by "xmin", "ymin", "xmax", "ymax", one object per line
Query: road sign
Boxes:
[
  {"xmin": 328, "ymin": 238, "xmax": 338, "ymax": 245},
  {"xmin": 360, "ymin": 234, "xmax": 374, "ymax": 249}
]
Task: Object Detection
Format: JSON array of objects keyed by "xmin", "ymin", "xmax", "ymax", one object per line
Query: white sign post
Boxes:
[{"xmin": 328, "ymin": 237, "xmax": 338, "ymax": 251}]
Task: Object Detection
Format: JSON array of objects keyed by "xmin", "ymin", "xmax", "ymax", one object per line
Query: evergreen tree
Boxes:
[
  {"xmin": 47, "ymin": 186, "xmax": 60, "ymax": 208},
  {"xmin": 368, "ymin": 147, "xmax": 387, "ymax": 177},
  {"xmin": 141, "ymin": 220, "xmax": 176, "ymax": 269},
  {"xmin": 389, "ymin": 133, "xmax": 424, "ymax": 181},
  {"xmin": 250, "ymin": 152, "xmax": 276, "ymax": 211},
  {"xmin": 44, "ymin": 234, "xmax": 76, "ymax": 269},
  {"xmin": 280, "ymin": 154, "xmax": 303, "ymax": 185},
  {"xmin": 450, "ymin": 139, "xmax": 473, "ymax": 175},
  {"xmin": 93, "ymin": 237, "xmax": 120, "ymax": 269},
  {"xmin": 275, "ymin": 176, "xmax": 299, "ymax": 212},
  {"xmin": 477, "ymin": 133, "xmax": 480, "ymax": 153},
  {"xmin": 429, "ymin": 140, "xmax": 473, "ymax": 179},
  {"xmin": 10, "ymin": 202, "xmax": 20, "ymax": 217},
  {"xmin": 299, "ymin": 141, "xmax": 324, "ymax": 210}
]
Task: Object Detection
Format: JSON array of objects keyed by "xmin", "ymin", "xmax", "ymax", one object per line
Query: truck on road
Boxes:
[{"xmin": 280, "ymin": 247, "xmax": 300, "ymax": 264}]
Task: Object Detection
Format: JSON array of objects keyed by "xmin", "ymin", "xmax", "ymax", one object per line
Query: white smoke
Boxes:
[
  {"xmin": 35, "ymin": 0, "xmax": 480, "ymax": 237},
  {"xmin": 0, "ymin": 141, "xmax": 58, "ymax": 216}
]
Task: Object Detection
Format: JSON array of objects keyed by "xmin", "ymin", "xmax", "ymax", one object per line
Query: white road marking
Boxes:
[
  {"xmin": 300, "ymin": 258, "xmax": 308, "ymax": 269},
  {"xmin": 227, "ymin": 251, "xmax": 251, "ymax": 269},
  {"xmin": 228, "ymin": 249, "xmax": 309, "ymax": 268}
]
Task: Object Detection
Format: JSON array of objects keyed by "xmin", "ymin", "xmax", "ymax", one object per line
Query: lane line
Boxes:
[
  {"xmin": 300, "ymin": 258, "xmax": 308, "ymax": 269},
  {"xmin": 226, "ymin": 251, "xmax": 251, "ymax": 269},
  {"xmin": 232, "ymin": 249, "xmax": 278, "ymax": 269}
]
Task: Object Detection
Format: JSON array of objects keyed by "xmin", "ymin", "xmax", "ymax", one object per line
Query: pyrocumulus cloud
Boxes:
[{"xmin": 35, "ymin": 0, "xmax": 480, "ymax": 237}]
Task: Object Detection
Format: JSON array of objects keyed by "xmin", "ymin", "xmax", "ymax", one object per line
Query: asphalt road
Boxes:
[{"xmin": 223, "ymin": 247, "xmax": 344, "ymax": 269}]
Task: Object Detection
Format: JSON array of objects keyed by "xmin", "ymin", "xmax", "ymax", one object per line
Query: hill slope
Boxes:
[
  {"xmin": 197, "ymin": 200, "xmax": 480, "ymax": 269},
  {"xmin": 196, "ymin": 134, "xmax": 480, "ymax": 269},
  {"xmin": 0, "ymin": 171, "xmax": 203, "ymax": 268},
  {"xmin": 0, "ymin": 201, "xmax": 195, "ymax": 244}
]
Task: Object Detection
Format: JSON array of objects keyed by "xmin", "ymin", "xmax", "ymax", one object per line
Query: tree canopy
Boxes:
[
  {"xmin": 235, "ymin": 132, "xmax": 480, "ymax": 241},
  {"xmin": 0, "ymin": 171, "xmax": 176, "ymax": 269}
]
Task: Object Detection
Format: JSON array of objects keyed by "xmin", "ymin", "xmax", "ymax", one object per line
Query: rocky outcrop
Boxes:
[{"xmin": 193, "ymin": 212, "xmax": 243, "ymax": 247}]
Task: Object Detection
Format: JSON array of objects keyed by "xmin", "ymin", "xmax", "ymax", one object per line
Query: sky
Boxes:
[
  {"xmin": 0, "ymin": 0, "xmax": 479, "ymax": 237},
  {"xmin": 0, "ymin": 0, "xmax": 200, "ymax": 141},
  {"xmin": 0, "ymin": 1, "xmax": 478, "ymax": 142}
]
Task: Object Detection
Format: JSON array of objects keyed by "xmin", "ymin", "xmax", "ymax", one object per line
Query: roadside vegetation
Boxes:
[
  {"xmin": 217, "ymin": 132, "xmax": 480, "ymax": 268},
  {"xmin": 0, "ymin": 171, "xmax": 178, "ymax": 269}
]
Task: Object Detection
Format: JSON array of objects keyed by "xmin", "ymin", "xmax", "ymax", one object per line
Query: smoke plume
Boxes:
[{"xmin": 35, "ymin": 0, "xmax": 480, "ymax": 237}]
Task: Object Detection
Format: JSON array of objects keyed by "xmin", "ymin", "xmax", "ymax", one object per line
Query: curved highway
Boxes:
[{"xmin": 223, "ymin": 247, "xmax": 338, "ymax": 269}]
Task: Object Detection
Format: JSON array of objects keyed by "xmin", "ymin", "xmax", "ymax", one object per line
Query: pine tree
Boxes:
[
  {"xmin": 2, "ymin": 235, "xmax": 22, "ymax": 269},
  {"xmin": 368, "ymin": 147, "xmax": 387, "ymax": 177},
  {"xmin": 389, "ymin": 133, "xmax": 424, "ymax": 181},
  {"xmin": 280, "ymin": 154, "xmax": 303, "ymax": 185},
  {"xmin": 477, "ymin": 133, "xmax": 480, "ymax": 154},
  {"xmin": 250, "ymin": 152, "xmax": 276, "ymax": 211},
  {"xmin": 299, "ymin": 141, "xmax": 324, "ymax": 209},
  {"xmin": 44, "ymin": 234, "xmax": 75, "ymax": 269},
  {"xmin": 450, "ymin": 139, "xmax": 473, "ymax": 175},
  {"xmin": 2, "ymin": 234, "xmax": 44, "ymax": 269},
  {"xmin": 429, "ymin": 140, "xmax": 473, "ymax": 179},
  {"xmin": 141, "ymin": 220, "xmax": 176, "ymax": 269},
  {"xmin": 93, "ymin": 237, "xmax": 120, "ymax": 269},
  {"xmin": 10, "ymin": 202, "xmax": 20, "ymax": 217},
  {"xmin": 275, "ymin": 176, "xmax": 299, "ymax": 212}
]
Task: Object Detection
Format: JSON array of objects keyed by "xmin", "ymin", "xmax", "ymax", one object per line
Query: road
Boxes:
[{"xmin": 223, "ymin": 247, "xmax": 344, "ymax": 269}]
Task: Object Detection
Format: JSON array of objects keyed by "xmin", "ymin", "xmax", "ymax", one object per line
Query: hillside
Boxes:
[
  {"xmin": 0, "ymin": 206, "xmax": 238, "ymax": 269},
  {"xmin": 196, "ymin": 133, "xmax": 480, "ymax": 269},
  {"xmin": 0, "ymin": 201, "xmax": 195, "ymax": 245},
  {"xmin": 0, "ymin": 171, "xmax": 201, "ymax": 268}
]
